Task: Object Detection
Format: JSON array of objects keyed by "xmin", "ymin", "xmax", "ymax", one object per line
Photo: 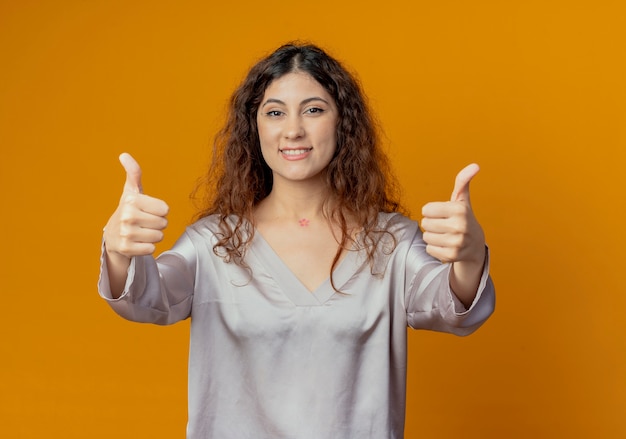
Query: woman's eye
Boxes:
[
  {"xmin": 266, "ymin": 110, "xmax": 283, "ymax": 117},
  {"xmin": 305, "ymin": 107, "xmax": 324, "ymax": 114}
]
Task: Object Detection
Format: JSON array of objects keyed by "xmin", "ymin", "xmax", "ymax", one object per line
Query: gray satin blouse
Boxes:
[{"xmin": 98, "ymin": 212, "xmax": 495, "ymax": 438}]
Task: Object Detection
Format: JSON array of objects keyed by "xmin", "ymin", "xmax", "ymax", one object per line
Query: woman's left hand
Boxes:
[{"xmin": 420, "ymin": 164, "xmax": 486, "ymax": 306}]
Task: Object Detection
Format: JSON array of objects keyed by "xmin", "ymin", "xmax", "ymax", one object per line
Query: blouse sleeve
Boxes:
[
  {"xmin": 97, "ymin": 231, "xmax": 197, "ymax": 325},
  {"xmin": 404, "ymin": 223, "xmax": 495, "ymax": 336}
]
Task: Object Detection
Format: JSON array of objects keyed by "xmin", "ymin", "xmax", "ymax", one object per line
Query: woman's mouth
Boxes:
[
  {"xmin": 280, "ymin": 147, "xmax": 312, "ymax": 155},
  {"xmin": 279, "ymin": 147, "xmax": 313, "ymax": 160}
]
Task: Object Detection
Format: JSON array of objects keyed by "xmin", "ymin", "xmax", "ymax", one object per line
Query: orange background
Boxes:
[{"xmin": 1, "ymin": 0, "xmax": 624, "ymax": 437}]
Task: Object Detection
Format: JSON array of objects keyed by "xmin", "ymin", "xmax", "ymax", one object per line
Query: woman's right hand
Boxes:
[{"xmin": 103, "ymin": 153, "xmax": 169, "ymax": 296}]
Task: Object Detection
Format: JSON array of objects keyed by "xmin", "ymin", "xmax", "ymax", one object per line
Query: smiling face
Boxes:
[{"xmin": 256, "ymin": 72, "xmax": 338, "ymax": 187}]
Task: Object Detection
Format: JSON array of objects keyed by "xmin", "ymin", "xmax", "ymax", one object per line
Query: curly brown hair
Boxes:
[{"xmin": 193, "ymin": 42, "xmax": 405, "ymax": 287}]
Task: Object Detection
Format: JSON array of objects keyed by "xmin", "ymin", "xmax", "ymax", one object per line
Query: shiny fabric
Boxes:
[{"xmin": 98, "ymin": 213, "xmax": 495, "ymax": 439}]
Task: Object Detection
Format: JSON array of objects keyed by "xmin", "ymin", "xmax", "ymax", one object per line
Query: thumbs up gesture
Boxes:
[
  {"xmin": 421, "ymin": 163, "xmax": 485, "ymax": 264},
  {"xmin": 421, "ymin": 164, "xmax": 487, "ymax": 305},
  {"xmin": 103, "ymin": 153, "xmax": 170, "ymax": 259}
]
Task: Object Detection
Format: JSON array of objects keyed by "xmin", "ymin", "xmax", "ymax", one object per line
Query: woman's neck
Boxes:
[{"xmin": 254, "ymin": 178, "xmax": 333, "ymax": 225}]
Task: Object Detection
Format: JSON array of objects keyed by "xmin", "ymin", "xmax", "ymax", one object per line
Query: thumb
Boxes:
[
  {"xmin": 451, "ymin": 163, "xmax": 480, "ymax": 203},
  {"xmin": 119, "ymin": 152, "xmax": 143, "ymax": 194}
]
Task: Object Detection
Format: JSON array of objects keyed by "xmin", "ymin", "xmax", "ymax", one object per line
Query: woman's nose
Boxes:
[{"xmin": 283, "ymin": 115, "xmax": 304, "ymax": 139}]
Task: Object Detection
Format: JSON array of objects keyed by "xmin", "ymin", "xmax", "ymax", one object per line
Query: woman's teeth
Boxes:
[{"xmin": 281, "ymin": 148, "xmax": 311, "ymax": 155}]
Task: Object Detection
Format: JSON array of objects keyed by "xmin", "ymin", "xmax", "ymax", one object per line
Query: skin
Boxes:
[
  {"xmin": 256, "ymin": 72, "xmax": 339, "ymax": 186},
  {"xmin": 253, "ymin": 72, "xmax": 344, "ymax": 291},
  {"xmin": 421, "ymin": 163, "xmax": 487, "ymax": 308},
  {"xmin": 103, "ymin": 153, "xmax": 169, "ymax": 298},
  {"xmin": 103, "ymin": 72, "xmax": 486, "ymax": 306}
]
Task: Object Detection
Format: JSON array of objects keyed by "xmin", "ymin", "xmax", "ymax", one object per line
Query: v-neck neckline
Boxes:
[{"xmin": 249, "ymin": 231, "xmax": 361, "ymax": 306}]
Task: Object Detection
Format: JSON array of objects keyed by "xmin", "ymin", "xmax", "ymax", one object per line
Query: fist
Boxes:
[
  {"xmin": 420, "ymin": 164, "xmax": 486, "ymax": 265},
  {"xmin": 103, "ymin": 153, "xmax": 170, "ymax": 258}
]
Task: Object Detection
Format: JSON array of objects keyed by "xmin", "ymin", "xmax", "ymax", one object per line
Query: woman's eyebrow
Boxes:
[
  {"xmin": 260, "ymin": 98, "xmax": 285, "ymax": 108},
  {"xmin": 260, "ymin": 96, "xmax": 330, "ymax": 108},
  {"xmin": 301, "ymin": 97, "xmax": 330, "ymax": 105}
]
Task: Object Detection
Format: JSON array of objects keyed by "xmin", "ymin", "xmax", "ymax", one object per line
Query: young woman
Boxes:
[{"xmin": 100, "ymin": 43, "xmax": 495, "ymax": 438}]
